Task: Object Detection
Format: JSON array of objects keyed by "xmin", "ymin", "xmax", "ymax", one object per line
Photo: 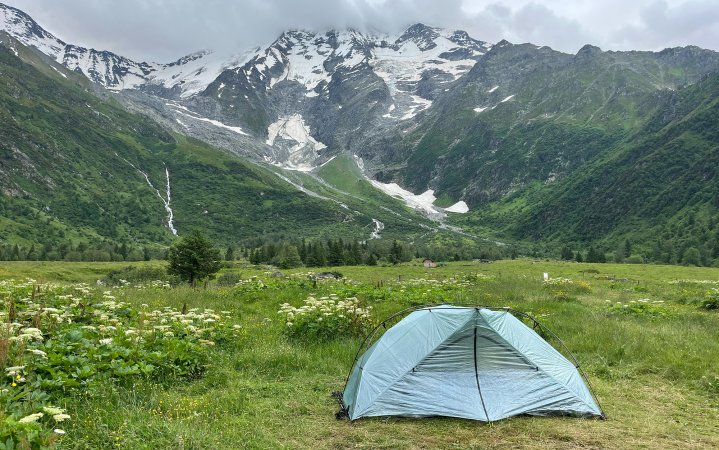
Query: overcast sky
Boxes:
[{"xmin": 6, "ymin": 0, "xmax": 719, "ymax": 62}]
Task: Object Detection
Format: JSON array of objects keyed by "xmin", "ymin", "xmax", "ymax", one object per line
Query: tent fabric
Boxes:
[{"xmin": 342, "ymin": 306, "xmax": 602, "ymax": 421}]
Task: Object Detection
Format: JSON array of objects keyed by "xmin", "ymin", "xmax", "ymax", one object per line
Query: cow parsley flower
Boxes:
[{"xmin": 18, "ymin": 412, "xmax": 43, "ymax": 424}]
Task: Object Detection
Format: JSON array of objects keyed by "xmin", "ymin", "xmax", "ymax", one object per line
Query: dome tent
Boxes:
[{"xmin": 339, "ymin": 305, "xmax": 604, "ymax": 421}]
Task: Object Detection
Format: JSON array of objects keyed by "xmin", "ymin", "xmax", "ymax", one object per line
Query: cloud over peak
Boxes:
[{"xmin": 5, "ymin": 0, "xmax": 718, "ymax": 62}]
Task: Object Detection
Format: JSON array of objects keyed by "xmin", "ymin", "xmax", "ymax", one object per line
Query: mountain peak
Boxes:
[
  {"xmin": 168, "ymin": 49, "xmax": 212, "ymax": 67},
  {"xmin": 576, "ymin": 44, "xmax": 602, "ymax": 58},
  {"xmin": 395, "ymin": 23, "xmax": 441, "ymax": 50},
  {"xmin": 0, "ymin": 2, "xmax": 66, "ymax": 57}
]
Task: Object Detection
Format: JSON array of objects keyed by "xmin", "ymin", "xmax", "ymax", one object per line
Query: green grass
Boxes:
[{"xmin": 1, "ymin": 260, "xmax": 718, "ymax": 449}]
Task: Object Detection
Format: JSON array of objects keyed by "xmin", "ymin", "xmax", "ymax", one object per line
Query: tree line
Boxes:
[
  {"xmin": 558, "ymin": 236, "xmax": 719, "ymax": 267},
  {"xmin": 0, "ymin": 242, "xmax": 165, "ymax": 262},
  {"xmin": 245, "ymin": 239, "xmax": 414, "ymax": 269}
]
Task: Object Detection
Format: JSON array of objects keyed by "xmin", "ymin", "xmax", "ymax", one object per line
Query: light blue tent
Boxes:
[{"xmin": 341, "ymin": 306, "xmax": 603, "ymax": 421}]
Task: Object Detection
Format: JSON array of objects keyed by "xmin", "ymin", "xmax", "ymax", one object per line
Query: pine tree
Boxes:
[
  {"xmin": 299, "ymin": 239, "xmax": 307, "ymax": 264},
  {"xmin": 682, "ymin": 247, "xmax": 701, "ymax": 266},
  {"xmin": 225, "ymin": 246, "xmax": 235, "ymax": 261},
  {"xmin": 624, "ymin": 239, "xmax": 632, "ymax": 257},
  {"xmin": 328, "ymin": 239, "xmax": 344, "ymax": 266},
  {"xmin": 390, "ymin": 240, "xmax": 402, "ymax": 265},
  {"xmin": 26, "ymin": 244, "xmax": 37, "ymax": 261},
  {"xmin": 279, "ymin": 245, "xmax": 302, "ymax": 269},
  {"xmin": 586, "ymin": 247, "xmax": 598, "ymax": 263},
  {"xmin": 167, "ymin": 230, "xmax": 221, "ymax": 286},
  {"xmin": 249, "ymin": 248, "xmax": 260, "ymax": 265},
  {"xmin": 598, "ymin": 250, "xmax": 607, "ymax": 263}
]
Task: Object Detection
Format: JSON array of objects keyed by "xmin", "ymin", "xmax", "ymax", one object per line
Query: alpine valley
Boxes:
[{"xmin": 1, "ymin": 2, "xmax": 719, "ymax": 264}]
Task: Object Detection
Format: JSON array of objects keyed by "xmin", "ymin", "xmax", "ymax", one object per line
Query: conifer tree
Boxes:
[{"xmin": 167, "ymin": 230, "xmax": 221, "ymax": 286}]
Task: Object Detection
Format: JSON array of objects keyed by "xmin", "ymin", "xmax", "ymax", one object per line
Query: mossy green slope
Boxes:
[{"xmin": 457, "ymin": 73, "xmax": 719, "ymax": 260}]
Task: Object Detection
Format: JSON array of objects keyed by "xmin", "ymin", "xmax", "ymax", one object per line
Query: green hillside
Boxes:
[
  {"xmin": 454, "ymin": 73, "xmax": 719, "ymax": 263},
  {"xmin": 0, "ymin": 42, "xmax": 406, "ymax": 252}
]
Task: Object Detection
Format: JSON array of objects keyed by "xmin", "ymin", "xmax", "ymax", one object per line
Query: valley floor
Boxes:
[{"xmin": 1, "ymin": 260, "xmax": 718, "ymax": 449}]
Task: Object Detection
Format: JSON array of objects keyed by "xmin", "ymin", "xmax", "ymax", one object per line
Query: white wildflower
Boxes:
[
  {"xmin": 18, "ymin": 413, "xmax": 43, "ymax": 424},
  {"xmin": 27, "ymin": 349, "xmax": 47, "ymax": 358},
  {"xmin": 42, "ymin": 406, "xmax": 65, "ymax": 416}
]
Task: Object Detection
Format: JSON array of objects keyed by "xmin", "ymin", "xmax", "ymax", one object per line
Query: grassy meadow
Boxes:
[{"xmin": 1, "ymin": 259, "xmax": 718, "ymax": 449}]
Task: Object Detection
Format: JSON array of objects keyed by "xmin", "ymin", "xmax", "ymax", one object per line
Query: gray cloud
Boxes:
[
  {"xmin": 4, "ymin": 0, "xmax": 719, "ymax": 62},
  {"xmin": 612, "ymin": 0, "xmax": 719, "ymax": 51}
]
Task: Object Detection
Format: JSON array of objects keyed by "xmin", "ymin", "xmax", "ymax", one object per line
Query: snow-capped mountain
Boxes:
[
  {"xmin": 221, "ymin": 24, "xmax": 490, "ymax": 120},
  {"xmin": 0, "ymin": 2, "xmax": 255, "ymax": 96},
  {"xmin": 1, "ymin": 1, "xmax": 491, "ymax": 175},
  {"xmin": 0, "ymin": 3, "xmax": 154, "ymax": 89},
  {"xmin": 196, "ymin": 24, "xmax": 491, "ymax": 171},
  {"xmin": 1, "ymin": 2, "xmax": 488, "ymax": 104}
]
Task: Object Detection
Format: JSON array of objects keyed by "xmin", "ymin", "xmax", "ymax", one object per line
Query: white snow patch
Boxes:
[
  {"xmin": 353, "ymin": 154, "xmax": 365, "ymax": 171},
  {"xmin": 500, "ymin": 95, "xmax": 515, "ymax": 103},
  {"xmin": 266, "ymin": 114, "xmax": 327, "ymax": 171},
  {"xmin": 166, "ymin": 103, "xmax": 248, "ymax": 135},
  {"xmin": 382, "ymin": 103, "xmax": 397, "ymax": 118},
  {"xmin": 369, "ymin": 180, "xmax": 443, "ymax": 216},
  {"xmin": 488, "ymin": 85, "xmax": 499, "ymax": 93},
  {"xmin": 445, "ymin": 201, "xmax": 469, "ymax": 213},
  {"xmin": 150, "ymin": 49, "xmax": 256, "ymax": 98},
  {"xmin": 50, "ymin": 66, "xmax": 67, "ymax": 78},
  {"xmin": 473, "ymin": 106, "xmax": 488, "ymax": 113},
  {"xmin": 266, "ymin": 114, "xmax": 326, "ymax": 151},
  {"xmin": 318, "ymin": 156, "xmax": 337, "ymax": 168},
  {"xmin": 400, "ymin": 95, "xmax": 433, "ymax": 120}
]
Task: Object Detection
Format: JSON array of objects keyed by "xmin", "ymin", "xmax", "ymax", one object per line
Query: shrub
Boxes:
[
  {"xmin": 606, "ymin": 299, "xmax": 669, "ymax": 319},
  {"xmin": 101, "ymin": 265, "xmax": 172, "ymax": 286},
  {"xmin": 543, "ymin": 277, "xmax": 591, "ymax": 294},
  {"xmin": 216, "ymin": 272, "xmax": 242, "ymax": 287},
  {"xmin": 626, "ymin": 255, "xmax": 644, "ymax": 264},
  {"xmin": 703, "ymin": 289, "xmax": 719, "ymax": 310},
  {"xmin": 278, "ymin": 296, "xmax": 372, "ymax": 340}
]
